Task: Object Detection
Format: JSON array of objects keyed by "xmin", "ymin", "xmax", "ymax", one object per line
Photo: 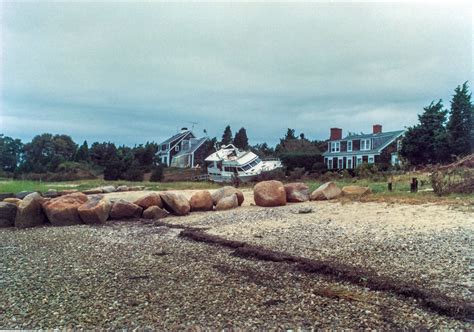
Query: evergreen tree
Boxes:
[
  {"xmin": 75, "ymin": 140, "xmax": 90, "ymax": 162},
  {"xmin": 447, "ymin": 82, "xmax": 473, "ymax": 157},
  {"xmin": 285, "ymin": 128, "xmax": 296, "ymax": 140},
  {"xmin": 221, "ymin": 125, "xmax": 233, "ymax": 146},
  {"xmin": 233, "ymin": 127, "xmax": 249, "ymax": 150},
  {"xmin": 0, "ymin": 134, "xmax": 23, "ymax": 172},
  {"xmin": 400, "ymin": 100, "xmax": 450, "ymax": 165}
]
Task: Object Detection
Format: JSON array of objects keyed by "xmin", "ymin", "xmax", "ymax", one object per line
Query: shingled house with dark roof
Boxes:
[
  {"xmin": 157, "ymin": 128, "xmax": 208, "ymax": 168},
  {"xmin": 322, "ymin": 124, "xmax": 404, "ymax": 170}
]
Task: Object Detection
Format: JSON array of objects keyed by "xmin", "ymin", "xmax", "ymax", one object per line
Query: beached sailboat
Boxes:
[{"xmin": 205, "ymin": 144, "xmax": 282, "ymax": 182}]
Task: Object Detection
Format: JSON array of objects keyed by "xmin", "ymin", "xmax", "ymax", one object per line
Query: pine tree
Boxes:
[
  {"xmin": 400, "ymin": 100, "xmax": 450, "ymax": 165},
  {"xmin": 447, "ymin": 82, "xmax": 473, "ymax": 157},
  {"xmin": 233, "ymin": 127, "xmax": 249, "ymax": 150},
  {"xmin": 75, "ymin": 140, "xmax": 90, "ymax": 162},
  {"xmin": 221, "ymin": 125, "xmax": 233, "ymax": 146}
]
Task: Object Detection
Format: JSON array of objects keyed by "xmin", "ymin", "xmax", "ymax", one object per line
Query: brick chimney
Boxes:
[
  {"xmin": 330, "ymin": 128, "xmax": 342, "ymax": 140},
  {"xmin": 373, "ymin": 124, "xmax": 382, "ymax": 134}
]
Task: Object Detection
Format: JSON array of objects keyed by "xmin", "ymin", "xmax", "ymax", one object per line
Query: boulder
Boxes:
[
  {"xmin": 82, "ymin": 188, "xmax": 104, "ymax": 195},
  {"xmin": 310, "ymin": 182, "xmax": 342, "ymax": 201},
  {"xmin": 160, "ymin": 192, "xmax": 190, "ymax": 216},
  {"xmin": 253, "ymin": 180, "xmax": 287, "ymax": 207},
  {"xmin": 100, "ymin": 186, "xmax": 116, "ymax": 193},
  {"xmin": 142, "ymin": 206, "xmax": 169, "ymax": 219},
  {"xmin": 189, "ymin": 191, "xmax": 213, "ymax": 211},
  {"xmin": 110, "ymin": 199, "xmax": 143, "ymax": 219},
  {"xmin": 16, "ymin": 191, "xmax": 34, "ymax": 199},
  {"xmin": 0, "ymin": 202, "xmax": 17, "ymax": 227},
  {"xmin": 78, "ymin": 195, "xmax": 112, "ymax": 224},
  {"xmin": 58, "ymin": 189, "xmax": 79, "ymax": 196},
  {"xmin": 42, "ymin": 189, "xmax": 60, "ymax": 198},
  {"xmin": 342, "ymin": 185, "xmax": 372, "ymax": 196},
  {"xmin": 15, "ymin": 192, "xmax": 48, "ymax": 228},
  {"xmin": 3, "ymin": 198, "xmax": 21, "ymax": 206},
  {"xmin": 0, "ymin": 193, "xmax": 15, "ymax": 201},
  {"xmin": 129, "ymin": 186, "xmax": 145, "ymax": 191},
  {"xmin": 284, "ymin": 182, "xmax": 310, "ymax": 203},
  {"xmin": 134, "ymin": 193, "xmax": 163, "ymax": 209},
  {"xmin": 215, "ymin": 194, "xmax": 239, "ymax": 211},
  {"xmin": 116, "ymin": 185, "xmax": 129, "ymax": 192},
  {"xmin": 42, "ymin": 192, "xmax": 88, "ymax": 226},
  {"xmin": 211, "ymin": 186, "xmax": 244, "ymax": 206}
]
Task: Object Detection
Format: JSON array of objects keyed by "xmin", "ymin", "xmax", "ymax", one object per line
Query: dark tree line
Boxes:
[
  {"xmin": 401, "ymin": 82, "xmax": 473, "ymax": 165},
  {"xmin": 0, "ymin": 134, "xmax": 161, "ymax": 181}
]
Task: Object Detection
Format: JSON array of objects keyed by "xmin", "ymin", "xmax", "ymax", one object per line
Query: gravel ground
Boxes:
[{"xmin": 1, "ymin": 198, "xmax": 473, "ymax": 329}]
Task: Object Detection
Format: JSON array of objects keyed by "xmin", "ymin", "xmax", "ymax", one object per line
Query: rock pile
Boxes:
[{"xmin": 1, "ymin": 181, "xmax": 365, "ymax": 229}]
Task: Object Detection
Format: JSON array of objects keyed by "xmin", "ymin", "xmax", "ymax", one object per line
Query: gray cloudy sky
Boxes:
[{"xmin": 1, "ymin": 1, "xmax": 472, "ymax": 146}]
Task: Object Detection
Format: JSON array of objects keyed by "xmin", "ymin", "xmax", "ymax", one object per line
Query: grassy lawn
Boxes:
[
  {"xmin": 1, "ymin": 176, "xmax": 472, "ymax": 205},
  {"xmin": 0, "ymin": 179, "xmax": 222, "ymax": 193}
]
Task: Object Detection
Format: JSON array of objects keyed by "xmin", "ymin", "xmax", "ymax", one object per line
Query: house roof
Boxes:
[
  {"xmin": 323, "ymin": 130, "xmax": 404, "ymax": 156},
  {"xmin": 159, "ymin": 130, "xmax": 192, "ymax": 146},
  {"xmin": 173, "ymin": 137, "xmax": 208, "ymax": 157},
  {"xmin": 341, "ymin": 130, "xmax": 404, "ymax": 140}
]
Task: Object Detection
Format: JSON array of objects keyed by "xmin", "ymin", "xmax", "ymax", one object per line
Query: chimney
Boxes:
[
  {"xmin": 330, "ymin": 128, "xmax": 342, "ymax": 140},
  {"xmin": 373, "ymin": 124, "xmax": 382, "ymax": 134}
]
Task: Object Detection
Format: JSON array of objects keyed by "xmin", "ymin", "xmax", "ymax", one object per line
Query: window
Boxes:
[
  {"xmin": 338, "ymin": 158, "xmax": 343, "ymax": 169},
  {"xmin": 347, "ymin": 140, "xmax": 353, "ymax": 152},
  {"xmin": 327, "ymin": 158, "xmax": 333, "ymax": 169},
  {"xmin": 347, "ymin": 158, "xmax": 353, "ymax": 169},
  {"xmin": 361, "ymin": 139, "xmax": 371, "ymax": 151},
  {"xmin": 356, "ymin": 156, "xmax": 362, "ymax": 166},
  {"xmin": 368, "ymin": 156, "xmax": 374, "ymax": 164},
  {"xmin": 331, "ymin": 141, "xmax": 340, "ymax": 153},
  {"xmin": 161, "ymin": 144, "xmax": 167, "ymax": 151},
  {"xmin": 175, "ymin": 145, "xmax": 180, "ymax": 152}
]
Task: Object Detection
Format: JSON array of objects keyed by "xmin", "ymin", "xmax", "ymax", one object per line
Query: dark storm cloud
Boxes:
[{"xmin": 1, "ymin": 2, "xmax": 472, "ymax": 145}]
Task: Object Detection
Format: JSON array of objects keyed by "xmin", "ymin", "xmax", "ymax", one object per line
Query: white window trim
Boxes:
[
  {"xmin": 175, "ymin": 145, "xmax": 180, "ymax": 152},
  {"xmin": 361, "ymin": 139, "xmax": 371, "ymax": 151},
  {"xmin": 331, "ymin": 141, "xmax": 340, "ymax": 153},
  {"xmin": 347, "ymin": 140, "xmax": 353, "ymax": 152},
  {"xmin": 368, "ymin": 155, "xmax": 375, "ymax": 164},
  {"xmin": 327, "ymin": 157, "xmax": 333, "ymax": 169},
  {"xmin": 347, "ymin": 158, "xmax": 353, "ymax": 169}
]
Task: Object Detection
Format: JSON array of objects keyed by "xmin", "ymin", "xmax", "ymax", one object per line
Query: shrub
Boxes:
[
  {"xmin": 122, "ymin": 166, "xmax": 144, "ymax": 182},
  {"xmin": 312, "ymin": 162, "xmax": 326, "ymax": 173},
  {"xmin": 150, "ymin": 164, "xmax": 165, "ymax": 182},
  {"xmin": 288, "ymin": 167, "xmax": 306, "ymax": 181},
  {"xmin": 254, "ymin": 168, "xmax": 286, "ymax": 182},
  {"xmin": 279, "ymin": 153, "xmax": 323, "ymax": 172},
  {"xmin": 104, "ymin": 162, "xmax": 121, "ymax": 181}
]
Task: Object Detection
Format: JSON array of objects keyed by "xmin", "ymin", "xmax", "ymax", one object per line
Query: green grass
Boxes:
[
  {"xmin": 1, "ymin": 177, "xmax": 472, "ymax": 204},
  {"xmin": 0, "ymin": 179, "xmax": 222, "ymax": 194}
]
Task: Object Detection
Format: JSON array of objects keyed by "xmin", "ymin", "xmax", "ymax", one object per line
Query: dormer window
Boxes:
[
  {"xmin": 361, "ymin": 139, "xmax": 371, "ymax": 151},
  {"xmin": 330, "ymin": 141, "xmax": 340, "ymax": 153},
  {"xmin": 175, "ymin": 145, "xmax": 180, "ymax": 152},
  {"xmin": 347, "ymin": 140, "xmax": 353, "ymax": 152}
]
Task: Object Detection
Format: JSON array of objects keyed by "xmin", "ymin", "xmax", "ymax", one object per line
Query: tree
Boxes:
[
  {"xmin": 221, "ymin": 125, "xmax": 233, "ymax": 146},
  {"xmin": 90, "ymin": 142, "xmax": 119, "ymax": 167},
  {"xmin": 284, "ymin": 128, "xmax": 296, "ymax": 140},
  {"xmin": 75, "ymin": 140, "xmax": 90, "ymax": 163},
  {"xmin": 233, "ymin": 127, "xmax": 249, "ymax": 150},
  {"xmin": 0, "ymin": 134, "xmax": 23, "ymax": 173},
  {"xmin": 251, "ymin": 143, "xmax": 275, "ymax": 158},
  {"xmin": 400, "ymin": 100, "xmax": 450, "ymax": 165},
  {"xmin": 447, "ymin": 82, "xmax": 473, "ymax": 157},
  {"xmin": 20, "ymin": 133, "xmax": 77, "ymax": 172}
]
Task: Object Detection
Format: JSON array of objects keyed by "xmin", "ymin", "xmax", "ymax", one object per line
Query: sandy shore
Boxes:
[{"xmin": 1, "ymin": 191, "xmax": 472, "ymax": 329}]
